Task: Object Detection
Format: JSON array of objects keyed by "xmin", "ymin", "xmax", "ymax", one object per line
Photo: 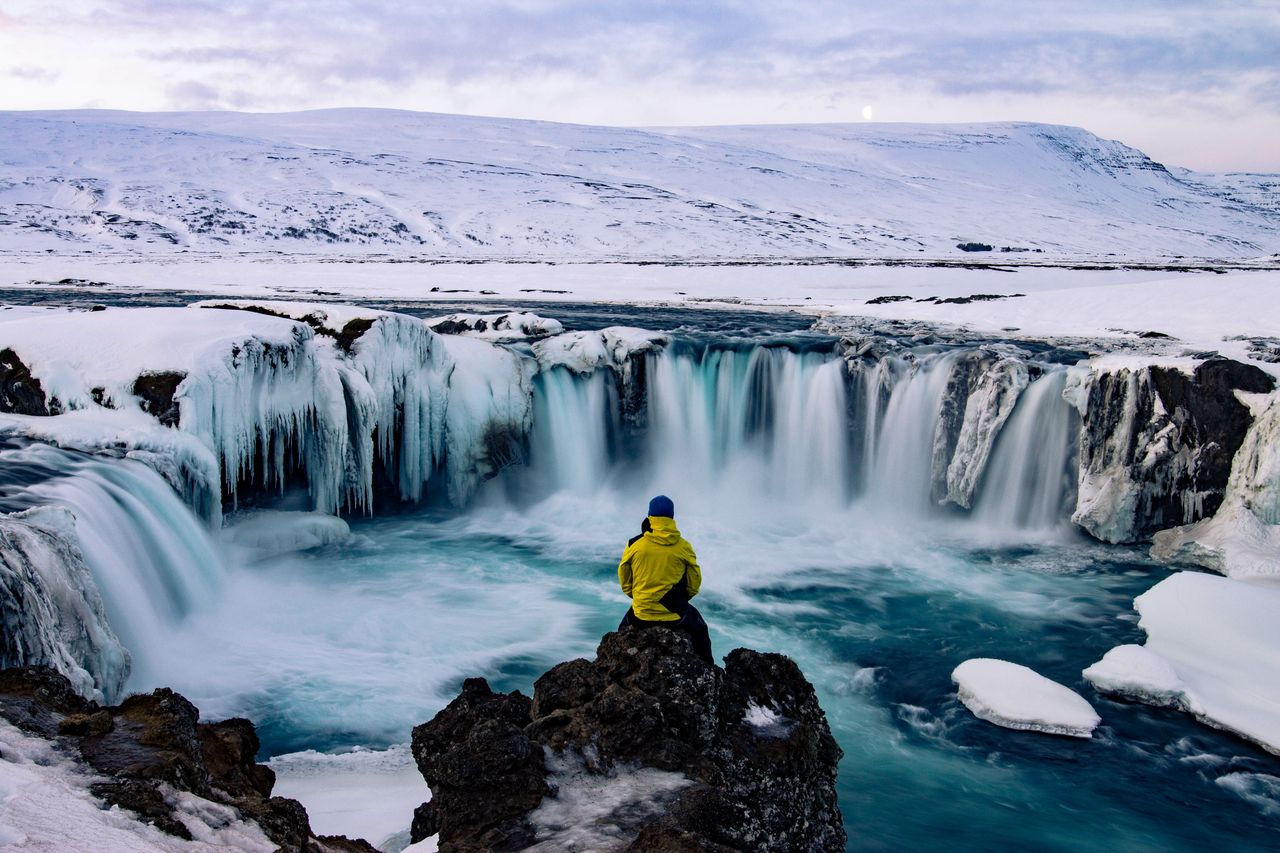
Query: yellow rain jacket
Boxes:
[{"xmin": 618, "ymin": 516, "xmax": 701, "ymax": 622}]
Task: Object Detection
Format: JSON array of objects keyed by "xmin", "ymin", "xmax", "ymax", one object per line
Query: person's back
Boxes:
[{"xmin": 617, "ymin": 495, "xmax": 714, "ymax": 664}]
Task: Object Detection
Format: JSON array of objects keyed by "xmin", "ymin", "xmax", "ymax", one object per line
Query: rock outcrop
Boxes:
[
  {"xmin": 410, "ymin": 628, "xmax": 845, "ymax": 852},
  {"xmin": 1070, "ymin": 357, "xmax": 1275, "ymax": 543},
  {"xmin": 0, "ymin": 666, "xmax": 375, "ymax": 853}
]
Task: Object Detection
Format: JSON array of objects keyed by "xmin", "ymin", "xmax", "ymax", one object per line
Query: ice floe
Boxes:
[
  {"xmin": 953, "ymin": 658, "xmax": 1100, "ymax": 738},
  {"xmin": 1085, "ymin": 571, "xmax": 1280, "ymax": 755}
]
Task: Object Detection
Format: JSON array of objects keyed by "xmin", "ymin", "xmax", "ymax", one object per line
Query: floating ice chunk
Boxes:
[
  {"xmin": 952, "ymin": 658, "xmax": 1100, "ymax": 738},
  {"xmin": 1081, "ymin": 644, "xmax": 1185, "ymax": 708},
  {"xmin": 222, "ymin": 510, "xmax": 351, "ymax": 558},
  {"xmin": 427, "ymin": 311, "xmax": 564, "ymax": 341},
  {"xmin": 1089, "ymin": 571, "xmax": 1280, "ymax": 755}
]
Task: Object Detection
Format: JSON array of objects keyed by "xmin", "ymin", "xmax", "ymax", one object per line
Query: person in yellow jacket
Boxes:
[{"xmin": 617, "ymin": 495, "xmax": 714, "ymax": 665}]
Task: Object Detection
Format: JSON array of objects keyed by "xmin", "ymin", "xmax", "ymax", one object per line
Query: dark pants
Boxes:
[{"xmin": 619, "ymin": 604, "xmax": 714, "ymax": 666}]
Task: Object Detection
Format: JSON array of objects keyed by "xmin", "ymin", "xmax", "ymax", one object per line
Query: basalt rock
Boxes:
[
  {"xmin": 0, "ymin": 348, "xmax": 50, "ymax": 416},
  {"xmin": 0, "ymin": 665, "xmax": 370, "ymax": 853},
  {"xmin": 1073, "ymin": 357, "xmax": 1275, "ymax": 542},
  {"xmin": 411, "ymin": 629, "xmax": 845, "ymax": 852}
]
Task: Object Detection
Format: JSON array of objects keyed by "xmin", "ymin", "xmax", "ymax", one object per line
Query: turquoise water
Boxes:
[{"xmin": 144, "ymin": 492, "xmax": 1280, "ymax": 852}]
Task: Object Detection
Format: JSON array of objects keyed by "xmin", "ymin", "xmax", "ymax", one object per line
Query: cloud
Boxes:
[
  {"xmin": 8, "ymin": 65, "xmax": 60, "ymax": 83},
  {"xmin": 2, "ymin": 0, "xmax": 1278, "ymax": 167}
]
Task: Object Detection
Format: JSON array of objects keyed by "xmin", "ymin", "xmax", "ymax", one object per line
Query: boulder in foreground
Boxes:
[
  {"xmin": 0, "ymin": 666, "xmax": 376, "ymax": 853},
  {"xmin": 410, "ymin": 628, "xmax": 846, "ymax": 852}
]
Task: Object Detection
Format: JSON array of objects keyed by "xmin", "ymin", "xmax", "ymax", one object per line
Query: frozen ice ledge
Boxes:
[{"xmin": 0, "ymin": 302, "xmax": 668, "ymax": 522}]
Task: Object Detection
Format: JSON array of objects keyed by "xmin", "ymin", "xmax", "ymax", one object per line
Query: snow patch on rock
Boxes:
[
  {"xmin": 0, "ymin": 718, "xmax": 275, "ymax": 853},
  {"xmin": 427, "ymin": 312, "xmax": 564, "ymax": 341}
]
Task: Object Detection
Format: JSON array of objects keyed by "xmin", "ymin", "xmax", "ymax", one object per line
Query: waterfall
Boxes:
[
  {"xmin": 519, "ymin": 342, "xmax": 1079, "ymax": 535},
  {"xmin": 972, "ymin": 369, "xmax": 1079, "ymax": 533},
  {"xmin": 861, "ymin": 352, "xmax": 960, "ymax": 513},
  {"xmin": 4, "ymin": 442, "xmax": 225, "ymax": 689}
]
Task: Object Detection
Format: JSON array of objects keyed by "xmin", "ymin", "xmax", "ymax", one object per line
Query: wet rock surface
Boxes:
[
  {"xmin": 1074, "ymin": 357, "xmax": 1275, "ymax": 542},
  {"xmin": 411, "ymin": 628, "xmax": 845, "ymax": 852},
  {"xmin": 0, "ymin": 665, "xmax": 375, "ymax": 853}
]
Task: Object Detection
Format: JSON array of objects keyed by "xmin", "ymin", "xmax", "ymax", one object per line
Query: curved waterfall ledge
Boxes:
[{"xmin": 4, "ymin": 302, "xmax": 1280, "ymax": 708}]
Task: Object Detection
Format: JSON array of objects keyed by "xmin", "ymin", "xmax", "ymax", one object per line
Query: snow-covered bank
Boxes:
[
  {"xmin": 268, "ymin": 745, "xmax": 427, "ymax": 851},
  {"xmin": 0, "ymin": 719, "xmax": 275, "ymax": 853},
  {"xmin": 1085, "ymin": 571, "xmax": 1280, "ymax": 755}
]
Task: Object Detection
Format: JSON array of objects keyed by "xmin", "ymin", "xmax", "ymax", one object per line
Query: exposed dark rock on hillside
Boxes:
[
  {"xmin": 410, "ymin": 628, "xmax": 845, "ymax": 852},
  {"xmin": 0, "ymin": 666, "xmax": 375, "ymax": 853}
]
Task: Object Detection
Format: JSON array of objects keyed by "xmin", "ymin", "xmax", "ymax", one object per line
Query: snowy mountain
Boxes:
[{"xmin": 1, "ymin": 108, "xmax": 1277, "ymax": 262}]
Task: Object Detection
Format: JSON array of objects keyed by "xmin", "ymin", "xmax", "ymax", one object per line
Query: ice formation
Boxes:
[
  {"xmin": 952, "ymin": 658, "xmax": 1101, "ymax": 738},
  {"xmin": 222, "ymin": 511, "xmax": 352, "ymax": 559},
  {"xmin": 0, "ymin": 302, "xmax": 546, "ymax": 516},
  {"xmin": 1151, "ymin": 393, "xmax": 1280, "ymax": 578},
  {"xmin": 0, "ymin": 505, "xmax": 128, "ymax": 702},
  {"xmin": 1085, "ymin": 571, "xmax": 1280, "ymax": 755}
]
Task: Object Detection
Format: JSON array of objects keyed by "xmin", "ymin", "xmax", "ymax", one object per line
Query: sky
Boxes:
[{"xmin": 1, "ymin": 1, "xmax": 1277, "ymax": 172}]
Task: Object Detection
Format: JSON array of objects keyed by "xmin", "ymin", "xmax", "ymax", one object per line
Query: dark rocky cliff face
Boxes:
[
  {"xmin": 0, "ymin": 666, "xmax": 376, "ymax": 853},
  {"xmin": 411, "ymin": 628, "xmax": 846, "ymax": 852},
  {"xmin": 1074, "ymin": 357, "xmax": 1275, "ymax": 543}
]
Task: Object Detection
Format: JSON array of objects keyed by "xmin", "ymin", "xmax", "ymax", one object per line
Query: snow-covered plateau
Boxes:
[{"xmin": 1, "ymin": 109, "xmax": 1278, "ymax": 262}]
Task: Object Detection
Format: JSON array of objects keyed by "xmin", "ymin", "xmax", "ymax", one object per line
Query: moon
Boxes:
[{"xmin": 861, "ymin": 105, "xmax": 874, "ymax": 120}]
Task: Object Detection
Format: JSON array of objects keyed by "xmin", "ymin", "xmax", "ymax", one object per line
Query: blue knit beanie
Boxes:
[{"xmin": 648, "ymin": 495, "xmax": 675, "ymax": 518}]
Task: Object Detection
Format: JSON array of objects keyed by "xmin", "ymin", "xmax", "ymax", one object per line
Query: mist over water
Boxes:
[{"xmin": 11, "ymin": 332, "xmax": 1278, "ymax": 850}]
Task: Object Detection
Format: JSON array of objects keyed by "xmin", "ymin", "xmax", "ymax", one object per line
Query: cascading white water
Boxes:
[
  {"xmin": 972, "ymin": 369, "xmax": 1079, "ymax": 533},
  {"xmin": 528, "ymin": 367, "xmax": 616, "ymax": 494},
  {"xmin": 642, "ymin": 346, "xmax": 850, "ymax": 507},
  {"xmin": 17, "ymin": 446, "xmax": 225, "ymax": 688},
  {"xmin": 861, "ymin": 351, "xmax": 960, "ymax": 512},
  {"xmin": 520, "ymin": 343, "xmax": 1078, "ymax": 534}
]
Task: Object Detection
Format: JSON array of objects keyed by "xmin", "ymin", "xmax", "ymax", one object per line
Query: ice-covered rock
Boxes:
[
  {"xmin": 1151, "ymin": 393, "xmax": 1280, "ymax": 578},
  {"xmin": 436, "ymin": 335, "xmax": 536, "ymax": 505},
  {"xmin": 222, "ymin": 511, "xmax": 352, "ymax": 559},
  {"xmin": 0, "ymin": 507, "xmax": 129, "ymax": 703},
  {"xmin": 952, "ymin": 658, "xmax": 1101, "ymax": 738},
  {"xmin": 531, "ymin": 326, "xmax": 668, "ymax": 375},
  {"xmin": 427, "ymin": 312, "xmax": 564, "ymax": 341},
  {"xmin": 1071, "ymin": 357, "xmax": 1274, "ymax": 543},
  {"xmin": 934, "ymin": 350, "xmax": 1030, "ymax": 508},
  {"xmin": 0, "ymin": 302, "xmax": 543, "ymax": 516},
  {"xmin": 1086, "ymin": 571, "xmax": 1280, "ymax": 755},
  {"xmin": 409, "ymin": 628, "xmax": 845, "ymax": 851}
]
